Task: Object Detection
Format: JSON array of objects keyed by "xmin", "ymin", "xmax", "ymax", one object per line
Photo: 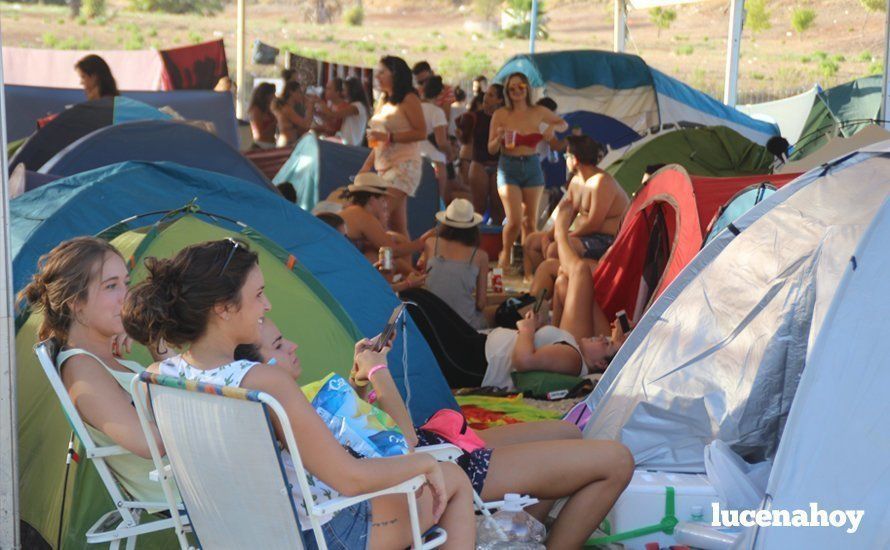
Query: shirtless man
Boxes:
[
  {"xmin": 338, "ymin": 173, "xmax": 433, "ymax": 275},
  {"xmin": 528, "ymin": 136, "xmax": 629, "ymax": 297}
]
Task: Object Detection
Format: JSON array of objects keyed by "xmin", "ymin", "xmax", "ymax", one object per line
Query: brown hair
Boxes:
[
  {"xmin": 504, "ymin": 72, "xmax": 533, "ymax": 110},
  {"xmin": 123, "ymin": 239, "xmax": 259, "ymax": 349},
  {"xmin": 18, "ymin": 237, "xmax": 123, "ymax": 343},
  {"xmin": 75, "ymin": 54, "xmax": 119, "ymax": 98}
]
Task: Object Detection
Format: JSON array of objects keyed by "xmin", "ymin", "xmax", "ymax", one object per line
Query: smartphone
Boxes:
[
  {"xmin": 616, "ymin": 310, "xmax": 631, "ymax": 333},
  {"xmin": 533, "ymin": 288, "xmax": 548, "ymax": 314},
  {"xmin": 373, "ymin": 303, "xmax": 406, "ymax": 352}
]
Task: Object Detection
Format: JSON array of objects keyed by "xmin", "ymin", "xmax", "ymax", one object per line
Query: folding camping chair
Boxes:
[
  {"xmin": 131, "ymin": 371, "xmax": 448, "ymax": 550},
  {"xmin": 34, "ymin": 340, "xmax": 188, "ymax": 549}
]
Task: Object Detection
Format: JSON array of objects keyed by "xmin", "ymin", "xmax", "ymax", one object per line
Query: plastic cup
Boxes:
[{"xmin": 504, "ymin": 129, "xmax": 517, "ymax": 150}]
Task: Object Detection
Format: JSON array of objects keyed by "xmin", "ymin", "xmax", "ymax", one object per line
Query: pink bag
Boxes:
[
  {"xmin": 420, "ymin": 409, "xmax": 486, "ymax": 453},
  {"xmin": 563, "ymin": 401, "xmax": 592, "ymax": 431}
]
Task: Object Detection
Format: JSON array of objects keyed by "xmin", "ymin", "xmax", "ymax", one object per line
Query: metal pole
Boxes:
[
  {"xmin": 723, "ymin": 0, "xmax": 745, "ymax": 106},
  {"xmin": 882, "ymin": 0, "xmax": 890, "ymax": 129},
  {"xmin": 613, "ymin": 0, "xmax": 626, "ymax": 53},
  {"xmin": 529, "ymin": 0, "xmax": 540, "ymax": 54},
  {"xmin": 0, "ymin": 34, "xmax": 22, "ymax": 550},
  {"xmin": 235, "ymin": 0, "xmax": 246, "ymax": 119}
]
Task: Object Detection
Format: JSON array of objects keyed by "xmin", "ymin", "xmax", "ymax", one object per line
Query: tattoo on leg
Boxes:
[{"xmin": 370, "ymin": 517, "xmax": 400, "ymax": 528}]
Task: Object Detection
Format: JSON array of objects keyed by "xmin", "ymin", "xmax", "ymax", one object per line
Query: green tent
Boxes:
[
  {"xmin": 17, "ymin": 212, "xmax": 362, "ymax": 548},
  {"xmin": 791, "ymin": 75, "xmax": 883, "ymax": 161},
  {"xmin": 606, "ymin": 126, "xmax": 774, "ymax": 196}
]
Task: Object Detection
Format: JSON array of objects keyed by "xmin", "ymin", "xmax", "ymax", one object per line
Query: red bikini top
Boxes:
[{"xmin": 510, "ymin": 132, "xmax": 544, "ymax": 148}]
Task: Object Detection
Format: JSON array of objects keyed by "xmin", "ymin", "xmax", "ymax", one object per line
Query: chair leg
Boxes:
[
  {"xmin": 407, "ymin": 493, "xmax": 423, "ymax": 549},
  {"xmin": 125, "ymin": 536, "xmax": 138, "ymax": 550},
  {"xmin": 109, "ymin": 539, "xmax": 121, "ymax": 550}
]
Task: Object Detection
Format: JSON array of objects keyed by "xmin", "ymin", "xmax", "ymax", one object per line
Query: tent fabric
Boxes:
[
  {"xmin": 37, "ymin": 119, "xmax": 274, "ymax": 193},
  {"xmin": 778, "ymin": 124, "xmax": 890, "ymax": 174},
  {"xmin": 791, "ymin": 75, "xmax": 883, "ymax": 160},
  {"xmin": 592, "ymin": 168, "xmax": 797, "ymax": 323},
  {"xmin": 703, "ymin": 183, "xmax": 776, "ymax": 246},
  {"xmin": 493, "ymin": 50, "xmax": 778, "ymax": 145},
  {"xmin": 245, "ymin": 146, "xmax": 295, "ymax": 180},
  {"xmin": 738, "ymin": 194, "xmax": 890, "ymax": 549},
  {"xmin": 274, "ymin": 134, "xmax": 440, "ymax": 238},
  {"xmin": 605, "ymin": 126, "xmax": 775, "ymax": 195},
  {"xmin": 737, "ymin": 85, "xmax": 821, "ymax": 144},
  {"xmin": 4, "ymin": 84, "xmax": 240, "ymax": 147},
  {"xmin": 159, "ymin": 39, "xmax": 229, "ymax": 90},
  {"xmin": 7, "ymin": 164, "xmax": 59, "ymax": 199},
  {"xmin": 583, "ymin": 143, "xmax": 890, "ymax": 473},
  {"xmin": 1, "ymin": 46, "xmax": 166, "ymax": 90},
  {"xmin": 560, "ymin": 111, "xmax": 641, "ymax": 149},
  {"xmin": 9, "ymin": 96, "xmax": 171, "ymax": 174}
]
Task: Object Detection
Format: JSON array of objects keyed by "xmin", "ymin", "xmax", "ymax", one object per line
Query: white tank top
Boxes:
[{"xmin": 483, "ymin": 326, "xmax": 588, "ymax": 390}]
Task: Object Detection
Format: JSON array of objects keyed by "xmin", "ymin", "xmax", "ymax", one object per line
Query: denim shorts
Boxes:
[
  {"xmin": 497, "ymin": 154, "xmax": 545, "ymax": 189},
  {"xmin": 304, "ymin": 501, "xmax": 370, "ymax": 550}
]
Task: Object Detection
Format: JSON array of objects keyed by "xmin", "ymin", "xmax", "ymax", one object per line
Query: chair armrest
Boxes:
[
  {"xmin": 148, "ymin": 464, "xmax": 173, "ymax": 482},
  {"xmin": 416, "ymin": 444, "xmax": 462, "ymax": 462},
  {"xmin": 312, "ymin": 475, "xmax": 426, "ymax": 517},
  {"xmin": 87, "ymin": 445, "xmax": 130, "ymax": 458}
]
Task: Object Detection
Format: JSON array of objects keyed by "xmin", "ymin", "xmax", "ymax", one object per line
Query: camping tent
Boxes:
[
  {"xmin": 702, "ymin": 182, "xmax": 776, "ymax": 246},
  {"xmin": 592, "ymin": 168, "xmax": 798, "ymax": 324},
  {"xmin": 777, "ymin": 123, "xmax": 890, "ymax": 174},
  {"xmin": 7, "ymin": 164, "xmax": 59, "ymax": 199},
  {"xmin": 9, "ymin": 96, "xmax": 171, "ymax": 174},
  {"xmin": 583, "ymin": 142, "xmax": 890, "ymax": 474},
  {"xmin": 560, "ymin": 111, "xmax": 640, "ymax": 148},
  {"xmin": 15, "ymin": 211, "xmax": 363, "ymax": 548},
  {"xmin": 790, "ymin": 75, "xmax": 883, "ymax": 160},
  {"xmin": 493, "ymin": 50, "xmax": 778, "ymax": 145},
  {"xmin": 735, "ymin": 194, "xmax": 890, "ymax": 549},
  {"xmin": 738, "ymin": 85, "xmax": 823, "ymax": 145},
  {"xmin": 3, "ymin": 85, "xmax": 240, "ymax": 147},
  {"xmin": 274, "ymin": 134, "xmax": 440, "ymax": 238},
  {"xmin": 37, "ymin": 119, "xmax": 274, "ymax": 193},
  {"xmin": 605, "ymin": 126, "xmax": 776, "ymax": 196}
]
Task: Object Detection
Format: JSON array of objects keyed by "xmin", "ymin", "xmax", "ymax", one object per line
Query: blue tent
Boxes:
[
  {"xmin": 274, "ymin": 134, "xmax": 440, "ymax": 238},
  {"xmin": 3, "ymin": 84, "xmax": 240, "ymax": 147},
  {"xmin": 703, "ymin": 183, "xmax": 776, "ymax": 246},
  {"xmin": 38, "ymin": 119, "xmax": 275, "ymax": 193},
  {"xmin": 494, "ymin": 50, "xmax": 778, "ymax": 145},
  {"xmin": 11, "ymin": 160, "xmax": 457, "ymax": 421}
]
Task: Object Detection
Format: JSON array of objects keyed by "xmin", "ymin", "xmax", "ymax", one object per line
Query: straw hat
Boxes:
[
  {"xmin": 347, "ymin": 172, "xmax": 390, "ymax": 195},
  {"xmin": 436, "ymin": 198, "xmax": 483, "ymax": 228}
]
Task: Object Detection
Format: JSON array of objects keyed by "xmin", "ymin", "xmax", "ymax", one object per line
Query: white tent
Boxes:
[
  {"xmin": 583, "ymin": 141, "xmax": 890, "ymax": 473},
  {"xmin": 738, "ymin": 86, "xmax": 821, "ymax": 145},
  {"xmin": 731, "ymin": 192, "xmax": 890, "ymax": 548}
]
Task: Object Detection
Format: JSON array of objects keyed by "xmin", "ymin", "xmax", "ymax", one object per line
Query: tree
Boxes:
[
  {"xmin": 791, "ymin": 7, "xmax": 816, "ymax": 36},
  {"xmin": 649, "ymin": 7, "xmax": 677, "ymax": 38},
  {"xmin": 860, "ymin": 0, "xmax": 886, "ymax": 28},
  {"xmin": 745, "ymin": 0, "xmax": 772, "ymax": 37},
  {"xmin": 503, "ymin": 0, "xmax": 548, "ymax": 40}
]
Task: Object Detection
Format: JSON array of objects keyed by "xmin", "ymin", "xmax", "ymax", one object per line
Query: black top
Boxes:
[{"xmin": 471, "ymin": 111, "xmax": 499, "ymax": 164}]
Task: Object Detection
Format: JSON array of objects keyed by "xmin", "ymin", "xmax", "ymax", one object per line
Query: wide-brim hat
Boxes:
[
  {"xmin": 346, "ymin": 172, "xmax": 390, "ymax": 195},
  {"xmin": 436, "ymin": 198, "xmax": 483, "ymax": 228}
]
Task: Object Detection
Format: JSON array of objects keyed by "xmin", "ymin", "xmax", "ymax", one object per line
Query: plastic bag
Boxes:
[
  {"xmin": 704, "ymin": 440, "xmax": 771, "ymax": 511},
  {"xmin": 477, "ymin": 494, "xmax": 545, "ymax": 550}
]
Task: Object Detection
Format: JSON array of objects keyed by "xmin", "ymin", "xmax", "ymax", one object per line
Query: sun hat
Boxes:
[
  {"xmin": 347, "ymin": 172, "xmax": 390, "ymax": 194},
  {"xmin": 435, "ymin": 198, "xmax": 483, "ymax": 228}
]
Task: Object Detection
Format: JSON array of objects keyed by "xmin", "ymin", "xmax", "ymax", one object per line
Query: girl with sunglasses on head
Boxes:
[
  {"xmin": 123, "ymin": 239, "xmax": 475, "ymax": 550},
  {"xmin": 488, "ymin": 72, "xmax": 567, "ymax": 269}
]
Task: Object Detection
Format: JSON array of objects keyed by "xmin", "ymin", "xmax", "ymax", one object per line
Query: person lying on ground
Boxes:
[
  {"xmin": 123, "ymin": 238, "xmax": 476, "ymax": 550},
  {"xmin": 245, "ymin": 315, "xmax": 634, "ymax": 549}
]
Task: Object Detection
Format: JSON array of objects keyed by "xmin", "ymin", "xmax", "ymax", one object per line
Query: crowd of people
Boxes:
[{"xmin": 41, "ymin": 52, "xmax": 642, "ymax": 548}]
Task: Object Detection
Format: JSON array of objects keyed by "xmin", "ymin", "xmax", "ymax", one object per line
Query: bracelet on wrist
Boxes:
[{"xmin": 368, "ymin": 364, "xmax": 388, "ymax": 380}]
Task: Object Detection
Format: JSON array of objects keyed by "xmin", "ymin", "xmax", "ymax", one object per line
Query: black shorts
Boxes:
[{"xmin": 579, "ymin": 233, "xmax": 616, "ymax": 260}]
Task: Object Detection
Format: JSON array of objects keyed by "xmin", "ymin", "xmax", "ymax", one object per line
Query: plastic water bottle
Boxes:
[{"xmin": 476, "ymin": 494, "xmax": 546, "ymax": 549}]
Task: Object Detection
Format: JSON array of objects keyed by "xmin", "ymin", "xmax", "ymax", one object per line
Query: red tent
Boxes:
[{"xmin": 593, "ymin": 166, "xmax": 800, "ymax": 322}]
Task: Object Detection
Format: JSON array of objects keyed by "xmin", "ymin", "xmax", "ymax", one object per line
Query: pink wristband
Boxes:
[
  {"xmin": 367, "ymin": 390, "xmax": 378, "ymax": 404},
  {"xmin": 367, "ymin": 364, "xmax": 388, "ymax": 380}
]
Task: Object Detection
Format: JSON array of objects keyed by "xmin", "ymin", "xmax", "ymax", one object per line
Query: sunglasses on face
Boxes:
[{"xmin": 218, "ymin": 238, "xmax": 241, "ymax": 276}]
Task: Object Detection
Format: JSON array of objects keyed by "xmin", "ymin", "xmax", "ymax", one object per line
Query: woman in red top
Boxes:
[
  {"xmin": 488, "ymin": 73, "xmax": 567, "ymax": 268},
  {"xmin": 248, "ymin": 83, "xmax": 277, "ymax": 149}
]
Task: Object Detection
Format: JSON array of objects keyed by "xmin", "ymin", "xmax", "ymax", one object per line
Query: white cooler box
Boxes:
[{"xmin": 604, "ymin": 469, "xmax": 720, "ymax": 550}]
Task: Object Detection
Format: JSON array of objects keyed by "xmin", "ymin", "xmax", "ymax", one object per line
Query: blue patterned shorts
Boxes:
[
  {"xmin": 303, "ymin": 500, "xmax": 370, "ymax": 550},
  {"xmin": 415, "ymin": 428, "xmax": 493, "ymax": 495}
]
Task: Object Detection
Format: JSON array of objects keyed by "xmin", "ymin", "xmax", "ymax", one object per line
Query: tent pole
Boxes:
[
  {"xmin": 882, "ymin": 0, "xmax": 890, "ymax": 129},
  {"xmin": 0, "ymin": 36, "xmax": 22, "ymax": 550},
  {"xmin": 613, "ymin": 0, "xmax": 626, "ymax": 53},
  {"xmin": 723, "ymin": 0, "xmax": 744, "ymax": 106},
  {"xmin": 529, "ymin": 0, "xmax": 539, "ymax": 54},
  {"xmin": 235, "ymin": 0, "xmax": 246, "ymax": 119}
]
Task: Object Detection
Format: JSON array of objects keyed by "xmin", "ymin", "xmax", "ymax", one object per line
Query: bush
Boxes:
[
  {"xmin": 745, "ymin": 0, "xmax": 771, "ymax": 36},
  {"xmin": 440, "ymin": 52, "xmax": 495, "ymax": 81},
  {"xmin": 42, "ymin": 32, "xmax": 59, "ymax": 48},
  {"xmin": 474, "ymin": 0, "xmax": 503, "ymax": 23},
  {"xmin": 791, "ymin": 7, "xmax": 816, "ymax": 35},
  {"xmin": 344, "ymin": 5, "xmax": 363, "ymax": 26},
  {"xmin": 649, "ymin": 7, "xmax": 676, "ymax": 37},
  {"xmin": 675, "ymin": 45, "xmax": 694, "ymax": 56},
  {"xmin": 858, "ymin": 51, "xmax": 873, "ymax": 62},
  {"xmin": 819, "ymin": 58, "xmax": 839, "ymax": 78},
  {"xmin": 860, "ymin": 0, "xmax": 886, "ymax": 12},
  {"xmin": 868, "ymin": 61, "xmax": 883, "ymax": 75},
  {"xmin": 83, "ymin": 0, "xmax": 104, "ymax": 18},
  {"xmin": 130, "ymin": 0, "xmax": 222, "ymax": 15}
]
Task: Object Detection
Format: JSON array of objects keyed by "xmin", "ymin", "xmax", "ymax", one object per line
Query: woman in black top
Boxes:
[{"xmin": 467, "ymin": 84, "xmax": 505, "ymax": 223}]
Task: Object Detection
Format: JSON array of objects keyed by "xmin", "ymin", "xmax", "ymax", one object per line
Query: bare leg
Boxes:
[
  {"xmin": 520, "ymin": 186, "xmax": 544, "ymax": 245},
  {"xmin": 523, "ymin": 231, "xmax": 546, "ymax": 280},
  {"xmin": 487, "ymin": 172, "xmax": 505, "ymax": 224},
  {"xmin": 498, "ymin": 184, "xmax": 523, "ymax": 267},
  {"xmin": 385, "ymin": 189, "xmax": 410, "ymax": 237},
  {"xmin": 552, "ymin": 270, "xmax": 568, "ymax": 327},
  {"xmin": 530, "ymin": 258, "xmax": 560, "ymax": 299},
  {"xmin": 560, "ymin": 259, "xmax": 611, "ymax": 339},
  {"xmin": 433, "ymin": 161, "xmax": 448, "ymax": 202},
  {"xmin": 480, "ymin": 440, "xmax": 634, "ymax": 549},
  {"xmin": 480, "ymin": 420, "xmax": 581, "ymax": 448},
  {"xmin": 369, "ymin": 462, "xmax": 475, "ymax": 550},
  {"xmin": 468, "ymin": 162, "xmax": 489, "ymax": 215}
]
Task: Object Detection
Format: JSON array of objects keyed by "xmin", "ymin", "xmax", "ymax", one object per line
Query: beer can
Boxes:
[
  {"xmin": 378, "ymin": 247, "xmax": 393, "ymax": 272},
  {"xmin": 491, "ymin": 268, "xmax": 504, "ymax": 293}
]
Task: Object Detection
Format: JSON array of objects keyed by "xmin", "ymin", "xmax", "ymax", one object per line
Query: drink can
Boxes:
[
  {"xmin": 378, "ymin": 247, "xmax": 393, "ymax": 272},
  {"xmin": 491, "ymin": 268, "xmax": 504, "ymax": 293}
]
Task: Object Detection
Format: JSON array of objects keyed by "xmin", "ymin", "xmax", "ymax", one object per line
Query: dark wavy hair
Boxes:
[
  {"xmin": 438, "ymin": 225, "xmax": 480, "ymax": 247},
  {"xmin": 344, "ymin": 76, "xmax": 371, "ymax": 114},
  {"xmin": 75, "ymin": 54, "xmax": 119, "ymax": 98},
  {"xmin": 423, "ymin": 75, "xmax": 444, "ymax": 101},
  {"xmin": 249, "ymin": 82, "xmax": 276, "ymax": 114},
  {"xmin": 380, "ymin": 56, "xmax": 415, "ymax": 105},
  {"xmin": 123, "ymin": 239, "xmax": 259, "ymax": 350},
  {"xmin": 18, "ymin": 237, "xmax": 123, "ymax": 344}
]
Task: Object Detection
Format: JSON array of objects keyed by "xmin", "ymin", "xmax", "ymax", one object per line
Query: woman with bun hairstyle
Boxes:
[
  {"xmin": 18, "ymin": 237, "xmax": 168, "ymax": 503},
  {"xmin": 122, "ymin": 239, "xmax": 475, "ymax": 550}
]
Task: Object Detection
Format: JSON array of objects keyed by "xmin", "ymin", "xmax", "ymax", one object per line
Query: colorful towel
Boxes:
[{"xmin": 456, "ymin": 395, "xmax": 563, "ymax": 430}]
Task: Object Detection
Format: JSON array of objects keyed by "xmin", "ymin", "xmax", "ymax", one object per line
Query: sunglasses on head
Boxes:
[{"xmin": 218, "ymin": 238, "xmax": 241, "ymax": 277}]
